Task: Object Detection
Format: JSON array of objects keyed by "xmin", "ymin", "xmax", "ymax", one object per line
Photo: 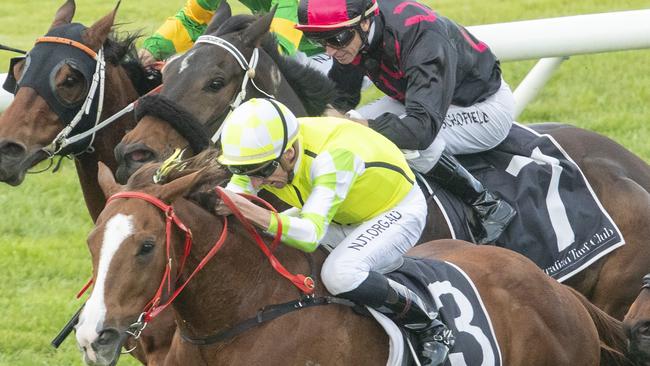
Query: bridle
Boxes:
[
  {"xmin": 81, "ymin": 187, "xmax": 315, "ymax": 348},
  {"xmin": 193, "ymin": 35, "xmax": 275, "ymax": 143},
  {"xmin": 32, "ymin": 36, "xmax": 107, "ymax": 156}
]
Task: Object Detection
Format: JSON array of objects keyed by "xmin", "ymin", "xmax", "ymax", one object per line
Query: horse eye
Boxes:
[
  {"xmin": 137, "ymin": 241, "xmax": 156, "ymax": 256},
  {"xmin": 62, "ymin": 74, "xmax": 80, "ymax": 88},
  {"xmin": 205, "ymin": 79, "xmax": 224, "ymax": 92}
]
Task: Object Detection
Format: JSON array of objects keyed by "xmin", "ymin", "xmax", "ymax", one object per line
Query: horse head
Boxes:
[
  {"xmin": 114, "ymin": 4, "xmax": 335, "ymax": 184},
  {"xmin": 623, "ymin": 274, "xmax": 650, "ymax": 365},
  {"xmin": 0, "ymin": 0, "xmax": 151, "ymax": 187},
  {"xmin": 75, "ymin": 161, "xmax": 207, "ymax": 365}
]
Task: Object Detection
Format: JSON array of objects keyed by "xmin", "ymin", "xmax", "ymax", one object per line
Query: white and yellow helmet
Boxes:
[{"xmin": 218, "ymin": 98, "xmax": 300, "ymax": 166}]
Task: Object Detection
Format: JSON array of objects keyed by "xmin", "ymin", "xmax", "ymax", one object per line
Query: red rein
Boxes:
[{"xmin": 78, "ymin": 188, "xmax": 314, "ymax": 324}]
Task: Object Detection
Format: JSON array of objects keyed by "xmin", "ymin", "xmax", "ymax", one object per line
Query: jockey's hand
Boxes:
[
  {"xmin": 214, "ymin": 189, "xmax": 251, "ymax": 216},
  {"xmin": 138, "ymin": 48, "xmax": 156, "ymax": 67},
  {"xmin": 345, "ymin": 109, "xmax": 369, "ymax": 126}
]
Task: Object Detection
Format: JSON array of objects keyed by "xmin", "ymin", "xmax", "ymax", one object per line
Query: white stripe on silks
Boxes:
[
  {"xmin": 302, "ymin": 185, "xmax": 336, "ymax": 218},
  {"xmin": 76, "ymin": 214, "xmax": 134, "ymax": 356}
]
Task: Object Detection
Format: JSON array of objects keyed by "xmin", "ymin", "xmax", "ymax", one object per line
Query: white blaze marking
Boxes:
[
  {"xmin": 179, "ymin": 50, "xmax": 195, "ymax": 74},
  {"xmin": 76, "ymin": 214, "xmax": 134, "ymax": 360}
]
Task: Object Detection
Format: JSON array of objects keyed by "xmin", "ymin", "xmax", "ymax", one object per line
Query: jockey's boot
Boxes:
[
  {"xmin": 427, "ymin": 153, "xmax": 516, "ymax": 244},
  {"xmin": 341, "ymin": 272, "xmax": 454, "ymax": 366},
  {"xmin": 385, "ymin": 280, "xmax": 455, "ymax": 366}
]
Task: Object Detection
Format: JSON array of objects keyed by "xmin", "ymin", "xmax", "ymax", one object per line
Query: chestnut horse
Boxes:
[
  {"xmin": 74, "ymin": 159, "xmax": 632, "ymax": 366},
  {"xmin": 114, "ymin": 5, "xmax": 336, "ymax": 183},
  {"xmin": 0, "ymin": 1, "xmax": 172, "ymax": 363},
  {"xmin": 623, "ymin": 274, "xmax": 650, "ymax": 365}
]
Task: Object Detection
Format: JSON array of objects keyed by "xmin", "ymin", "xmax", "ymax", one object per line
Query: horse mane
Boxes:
[
  {"xmin": 214, "ymin": 15, "xmax": 336, "ymax": 116},
  {"xmin": 103, "ymin": 30, "xmax": 161, "ymax": 96},
  {"xmin": 125, "ymin": 148, "xmax": 229, "ymax": 196},
  {"xmin": 168, "ymin": 149, "xmax": 231, "ymax": 193}
]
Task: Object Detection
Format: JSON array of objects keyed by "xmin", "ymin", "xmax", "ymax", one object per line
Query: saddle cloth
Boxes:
[
  {"xmin": 370, "ymin": 257, "xmax": 502, "ymax": 366},
  {"xmin": 426, "ymin": 123, "xmax": 625, "ymax": 282}
]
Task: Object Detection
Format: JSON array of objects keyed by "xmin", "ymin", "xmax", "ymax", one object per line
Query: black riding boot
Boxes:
[
  {"xmin": 340, "ymin": 272, "xmax": 455, "ymax": 366},
  {"xmin": 427, "ymin": 153, "xmax": 516, "ymax": 244}
]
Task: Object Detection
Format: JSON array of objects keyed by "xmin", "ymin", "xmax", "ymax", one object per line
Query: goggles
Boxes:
[
  {"xmin": 227, "ymin": 159, "xmax": 280, "ymax": 178},
  {"xmin": 311, "ymin": 28, "xmax": 356, "ymax": 49}
]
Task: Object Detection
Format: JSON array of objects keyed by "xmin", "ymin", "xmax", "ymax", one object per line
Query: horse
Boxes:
[
  {"xmin": 73, "ymin": 155, "xmax": 633, "ymax": 366},
  {"xmin": 623, "ymin": 274, "xmax": 650, "ymax": 365},
  {"xmin": 113, "ymin": 3, "xmax": 336, "ymax": 183},
  {"xmin": 107, "ymin": 2, "xmax": 650, "ymax": 323},
  {"xmin": 0, "ymin": 1, "xmax": 173, "ymax": 363}
]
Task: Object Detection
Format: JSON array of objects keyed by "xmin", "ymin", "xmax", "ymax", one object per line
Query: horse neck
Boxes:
[
  {"xmin": 251, "ymin": 50, "xmax": 307, "ymax": 116},
  {"xmin": 170, "ymin": 199, "xmax": 313, "ymax": 337},
  {"xmin": 75, "ymin": 64, "xmax": 140, "ymax": 222}
]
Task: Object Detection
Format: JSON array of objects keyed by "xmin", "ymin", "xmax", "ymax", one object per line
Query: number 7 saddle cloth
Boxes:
[{"xmin": 423, "ymin": 123, "xmax": 624, "ymax": 282}]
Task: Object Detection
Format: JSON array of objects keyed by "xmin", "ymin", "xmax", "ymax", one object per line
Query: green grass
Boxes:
[{"xmin": 0, "ymin": 0, "xmax": 649, "ymax": 365}]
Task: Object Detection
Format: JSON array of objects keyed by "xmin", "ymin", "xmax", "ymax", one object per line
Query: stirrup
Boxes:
[{"xmin": 417, "ymin": 323, "xmax": 455, "ymax": 366}]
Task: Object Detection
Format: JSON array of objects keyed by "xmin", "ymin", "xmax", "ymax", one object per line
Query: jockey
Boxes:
[
  {"xmin": 212, "ymin": 98, "xmax": 455, "ymax": 365},
  {"xmin": 296, "ymin": 0, "xmax": 517, "ymax": 244},
  {"xmin": 138, "ymin": 0, "xmax": 332, "ymax": 75}
]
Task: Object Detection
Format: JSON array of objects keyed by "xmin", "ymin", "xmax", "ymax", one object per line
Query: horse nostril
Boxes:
[
  {"xmin": 96, "ymin": 328, "xmax": 120, "ymax": 346},
  {"xmin": 0, "ymin": 140, "xmax": 26, "ymax": 159},
  {"xmin": 127, "ymin": 149, "xmax": 155, "ymax": 163}
]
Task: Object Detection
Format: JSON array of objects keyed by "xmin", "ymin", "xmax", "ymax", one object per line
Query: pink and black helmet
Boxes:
[{"xmin": 296, "ymin": 0, "xmax": 379, "ymax": 34}]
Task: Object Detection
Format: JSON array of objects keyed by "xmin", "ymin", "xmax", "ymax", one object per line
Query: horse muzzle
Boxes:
[
  {"xmin": 78, "ymin": 327, "xmax": 126, "ymax": 366},
  {"xmin": 626, "ymin": 320, "xmax": 650, "ymax": 364},
  {"xmin": 114, "ymin": 141, "xmax": 159, "ymax": 184},
  {"xmin": 0, "ymin": 138, "xmax": 47, "ymax": 185}
]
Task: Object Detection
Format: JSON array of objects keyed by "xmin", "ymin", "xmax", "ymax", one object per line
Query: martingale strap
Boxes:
[{"xmin": 181, "ymin": 296, "xmax": 354, "ymax": 345}]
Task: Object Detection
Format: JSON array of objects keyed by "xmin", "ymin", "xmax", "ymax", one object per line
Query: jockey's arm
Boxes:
[
  {"xmin": 142, "ymin": 0, "xmax": 221, "ymax": 61},
  {"xmin": 142, "ymin": 0, "xmax": 310, "ymax": 62},
  {"xmin": 221, "ymin": 149, "xmax": 362, "ymax": 252},
  {"xmin": 367, "ymin": 31, "xmax": 456, "ymax": 150}
]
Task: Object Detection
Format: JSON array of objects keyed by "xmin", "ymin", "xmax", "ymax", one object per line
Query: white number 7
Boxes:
[{"xmin": 505, "ymin": 147, "xmax": 575, "ymax": 251}]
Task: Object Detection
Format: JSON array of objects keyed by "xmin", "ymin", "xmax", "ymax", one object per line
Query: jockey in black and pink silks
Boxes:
[{"xmin": 297, "ymin": 0, "xmax": 517, "ymax": 247}]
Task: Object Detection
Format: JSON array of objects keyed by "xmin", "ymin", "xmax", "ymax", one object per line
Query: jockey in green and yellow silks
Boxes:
[
  {"xmin": 207, "ymin": 98, "xmax": 454, "ymax": 366},
  {"xmin": 141, "ymin": 0, "xmax": 322, "ymax": 62}
]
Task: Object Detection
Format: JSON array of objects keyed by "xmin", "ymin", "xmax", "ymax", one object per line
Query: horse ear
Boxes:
[
  {"xmin": 49, "ymin": 0, "xmax": 76, "ymax": 31},
  {"xmin": 204, "ymin": 1, "xmax": 232, "ymax": 35},
  {"xmin": 82, "ymin": 1, "xmax": 120, "ymax": 51},
  {"xmin": 159, "ymin": 170, "xmax": 204, "ymax": 203},
  {"xmin": 242, "ymin": 6, "xmax": 276, "ymax": 47},
  {"xmin": 97, "ymin": 162, "xmax": 121, "ymax": 199}
]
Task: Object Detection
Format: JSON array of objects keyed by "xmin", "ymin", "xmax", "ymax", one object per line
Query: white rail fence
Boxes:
[{"xmin": 1, "ymin": 9, "xmax": 650, "ymax": 116}]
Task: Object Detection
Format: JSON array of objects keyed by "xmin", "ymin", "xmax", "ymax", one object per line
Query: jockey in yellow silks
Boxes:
[
  {"xmin": 210, "ymin": 98, "xmax": 454, "ymax": 366},
  {"xmin": 140, "ymin": 0, "xmax": 324, "ymax": 66}
]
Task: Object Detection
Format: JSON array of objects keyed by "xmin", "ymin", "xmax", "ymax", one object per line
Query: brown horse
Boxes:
[
  {"xmin": 0, "ymin": 1, "xmax": 174, "ymax": 364},
  {"xmin": 114, "ymin": 5, "xmax": 336, "ymax": 183},
  {"xmin": 0, "ymin": 0, "xmax": 154, "ymax": 221},
  {"xmin": 74, "ymin": 158, "xmax": 632, "ymax": 365},
  {"xmin": 623, "ymin": 274, "xmax": 650, "ymax": 365}
]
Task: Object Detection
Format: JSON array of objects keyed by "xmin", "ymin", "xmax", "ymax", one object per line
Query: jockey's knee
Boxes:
[{"xmin": 321, "ymin": 257, "xmax": 368, "ymax": 295}]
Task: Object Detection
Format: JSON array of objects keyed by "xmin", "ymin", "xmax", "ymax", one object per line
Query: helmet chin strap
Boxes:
[{"xmin": 358, "ymin": 19, "xmax": 375, "ymax": 53}]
